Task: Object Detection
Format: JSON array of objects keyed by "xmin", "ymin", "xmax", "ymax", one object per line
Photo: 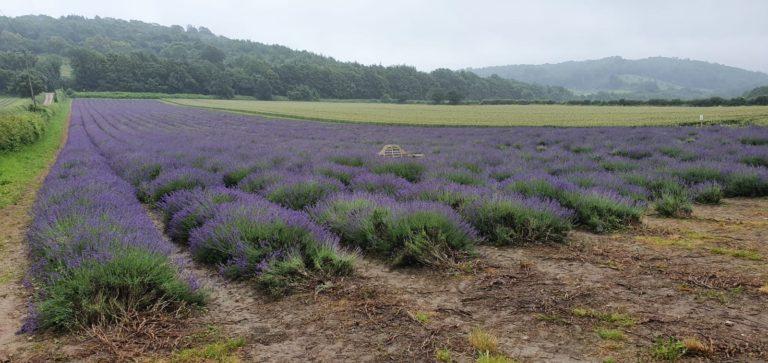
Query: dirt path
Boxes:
[{"xmin": 42, "ymin": 93, "xmax": 54, "ymax": 106}]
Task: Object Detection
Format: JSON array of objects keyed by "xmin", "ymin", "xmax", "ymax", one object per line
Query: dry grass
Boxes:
[
  {"xmin": 682, "ymin": 337, "xmax": 714, "ymax": 356},
  {"xmin": 469, "ymin": 328, "xmax": 499, "ymax": 354}
]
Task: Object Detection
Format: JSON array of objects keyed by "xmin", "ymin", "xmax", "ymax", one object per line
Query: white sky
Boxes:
[{"xmin": 2, "ymin": 0, "xmax": 767, "ymax": 72}]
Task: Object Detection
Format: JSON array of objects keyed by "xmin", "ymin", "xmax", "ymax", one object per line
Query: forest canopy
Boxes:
[{"xmin": 0, "ymin": 15, "xmax": 572, "ymax": 101}]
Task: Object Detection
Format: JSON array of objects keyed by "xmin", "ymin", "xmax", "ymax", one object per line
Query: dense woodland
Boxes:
[{"xmin": 0, "ymin": 15, "xmax": 572, "ymax": 101}]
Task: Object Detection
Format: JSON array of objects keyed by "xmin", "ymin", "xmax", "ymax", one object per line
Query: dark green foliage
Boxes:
[
  {"xmin": 372, "ymin": 162, "xmax": 426, "ymax": 182},
  {"xmin": 36, "ymin": 250, "xmax": 206, "ymax": 331},
  {"xmin": 6, "ymin": 70, "xmax": 46, "ymax": 97},
  {"xmin": 0, "ymin": 16, "xmax": 574, "ymax": 101},
  {"xmin": 287, "ymin": 85, "xmax": 319, "ymax": 101}
]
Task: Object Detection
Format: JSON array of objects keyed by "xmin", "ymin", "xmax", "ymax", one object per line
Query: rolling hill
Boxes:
[{"xmin": 469, "ymin": 56, "xmax": 768, "ymax": 100}]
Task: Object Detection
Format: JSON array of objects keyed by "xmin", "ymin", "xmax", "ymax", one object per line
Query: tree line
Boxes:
[{"xmin": 0, "ymin": 15, "xmax": 572, "ymax": 102}]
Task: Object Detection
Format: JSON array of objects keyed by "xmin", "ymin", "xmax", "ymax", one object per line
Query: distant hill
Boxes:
[
  {"xmin": 469, "ymin": 57, "xmax": 768, "ymax": 100},
  {"xmin": 745, "ymin": 86, "xmax": 768, "ymax": 99},
  {"xmin": 0, "ymin": 15, "xmax": 572, "ymax": 101}
]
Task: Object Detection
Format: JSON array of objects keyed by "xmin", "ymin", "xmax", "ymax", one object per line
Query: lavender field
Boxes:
[{"xmin": 21, "ymin": 99, "xmax": 768, "ymax": 359}]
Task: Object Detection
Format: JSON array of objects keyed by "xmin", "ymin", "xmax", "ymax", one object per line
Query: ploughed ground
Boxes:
[{"xmin": 4, "ymin": 198, "xmax": 767, "ymax": 362}]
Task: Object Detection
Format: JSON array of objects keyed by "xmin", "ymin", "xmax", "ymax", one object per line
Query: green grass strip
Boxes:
[{"xmin": 0, "ymin": 100, "xmax": 70, "ymax": 208}]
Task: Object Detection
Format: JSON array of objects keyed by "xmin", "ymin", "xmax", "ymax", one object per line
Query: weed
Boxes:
[
  {"xmin": 435, "ymin": 348, "xmax": 452, "ymax": 362},
  {"xmin": 469, "ymin": 328, "xmax": 499, "ymax": 354},
  {"xmin": 597, "ymin": 329, "xmax": 625, "ymax": 341},
  {"xmin": 171, "ymin": 337, "xmax": 245, "ymax": 363},
  {"xmin": 651, "ymin": 337, "xmax": 686, "ymax": 360},
  {"xmin": 476, "ymin": 352, "xmax": 514, "ymax": 363},
  {"xmin": 709, "ymin": 247, "xmax": 762, "ymax": 261},
  {"xmin": 682, "ymin": 337, "xmax": 713, "ymax": 356}
]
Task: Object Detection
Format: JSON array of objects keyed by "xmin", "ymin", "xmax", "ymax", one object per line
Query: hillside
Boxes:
[
  {"xmin": 0, "ymin": 15, "xmax": 572, "ymax": 101},
  {"xmin": 469, "ymin": 56, "xmax": 768, "ymax": 100}
]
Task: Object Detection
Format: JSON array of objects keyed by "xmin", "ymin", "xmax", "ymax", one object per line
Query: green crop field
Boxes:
[
  {"xmin": 166, "ymin": 99, "xmax": 768, "ymax": 127},
  {"xmin": 0, "ymin": 97, "xmax": 28, "ymax": 110}
]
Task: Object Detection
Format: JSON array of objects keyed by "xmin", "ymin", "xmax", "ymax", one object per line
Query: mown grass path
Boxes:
[{"xmin": 0, "ymin": 100, "xmax": 70, "ymax": 359}]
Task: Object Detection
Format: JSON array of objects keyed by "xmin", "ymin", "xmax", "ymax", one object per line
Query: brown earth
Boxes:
[{"xmin": 3, "ymin": 198, "xmax": 767, "ymax": 362}]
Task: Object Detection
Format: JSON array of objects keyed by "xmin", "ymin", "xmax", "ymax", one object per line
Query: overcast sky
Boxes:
[{"xmin": 3, "ymin": 0, "xmax": 767, "ymax": 72}]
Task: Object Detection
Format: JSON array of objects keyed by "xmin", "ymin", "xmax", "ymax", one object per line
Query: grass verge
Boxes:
[{"xmin": 0, "ymin": 99, "xmax": 70, "ymax": 208}]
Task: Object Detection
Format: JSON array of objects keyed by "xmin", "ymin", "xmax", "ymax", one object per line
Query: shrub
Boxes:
[
  {"xmin": 723, "ymin": 172, "xmax": 768, "ymax": 197},
  {"xmin": 139, "ymin": 167, "xmax": 221, "ymax": 203},
  {"xmin": 402, "ymin": 181, "xmax": 489, "ymax": 210},
  {"xmin": 651, "ymin": 337, "xmax": 687, "ymax": 360},
  {"xmin": 350, "ymin": 172, "xmax": 411, "ymax": 197},
  {"xmin": 505, "ymin": 177, "xmax": 642, "ymax": 233},
  {"xmin": 189, "ymin": 199, "xmax": 353, "ymax": 295},
  {"xmin": 223, "ymin": 163, "xmax": 267, "ymax": 187},
  {"xmin": 674, "ymin": 166, "xmax": 726, "ymax": 184},
  {"xmin": 158, "ymin": 187, "xmax": 248, "ymax": 243},
  {"xmin": 372, "ymin": 161, "xmax": 426, "ymax": 182},
  {"xmin": 691, "ymin": 182, "xmax": 723, "ymax": 204},
  {"xmin": 388, "ymin": 203, "xmax": 477, "ymax": 266},
  {"xmin": 237, "ymin": 171, "xmax": 283, "ymax": 193},
  {"xmin": 37, "ymin": 249, "xmax": 206, "ymax": 331},
  {"xmin": 740, "ymin": 137, "xmax": 768, "ymax": 146},
  {"xmin": 265, "ymin": 175, "xmax": 344, "ymax": 210},
  {"xmin": 312, "ymin": 194, "xmax": 477, "ymax": 267},
  {"xmin": 0, "ymin": 111, "xmax": 46, "ymax": 151},
  {"xmin": 329, "ymin": 155, "xmax": 366, "ymax": 167},
  {"xmin": 318, "ymin": 164, "xmax": 361, "ymax": 186},
  {"xmin": 464, "ymin": 195, "xmax": 573, "ymax": 245},
  {"xmin": 654, "ymin": 191, "xmax": 692, "ymax": 218},
  {"xmin": 440, "ymin": 171, "xmax": 486, "ymax": 186},
  {"xmin": 26, "ymin": 125, "xmax": 205, "ymax": 332},
  {"xmin": 741, "ymin": 155, "xmax": 768, "ymax": 168}
]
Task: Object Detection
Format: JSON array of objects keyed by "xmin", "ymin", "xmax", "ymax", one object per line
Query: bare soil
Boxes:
[{"xmin": 3, "ymin": 198, "xmax": 767, "ymax": 362}]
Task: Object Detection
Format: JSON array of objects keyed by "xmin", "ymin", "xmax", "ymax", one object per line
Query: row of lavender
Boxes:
[
  {"xmin": 24, "ymin": 102, "xmax": 205, "ymax": 332},
  {"xmin": 54, "ymin": 100, "xmax": 768, "ymax": 304}
]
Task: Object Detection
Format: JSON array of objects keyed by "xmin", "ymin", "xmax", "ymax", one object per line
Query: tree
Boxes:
[
  {"xmin": 287, "ymin": 85, "xmax": 319, "ymax": 101},
  {"xmin": 446, "ymin": 90, "xmax": 464, "ymax": 105},
  {"xmin": 253, "ymin": 76, "xmax": 273, "ymax": 100},
  {"xmin": 7, "ymin": 70, "xmax": 45, "ymax": 97},
  {"xmin": 429, "ymin": 88, "xmax": 446, "ymax": 104}
]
